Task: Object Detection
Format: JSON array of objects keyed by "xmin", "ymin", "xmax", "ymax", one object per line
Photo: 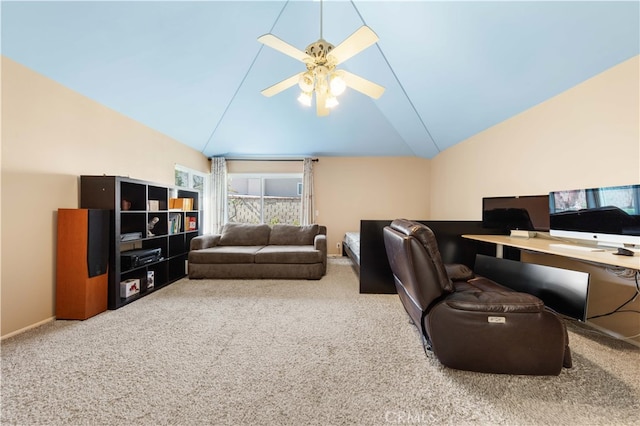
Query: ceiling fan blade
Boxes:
[
  {"xmin": 329, "ymin": 26, "xmax": 379, "ymax": 64},
  {"xmin": 258, "ymin": 34, "xmax": 312, "ymax": 63},
  {"xmin": 316, "ymin": 90, "xmax": 329, "ymax": 116},
  {"xmin": 261, "ymin": 72, "xmax": 303, "ymax": 97},
  {"xmin": 342, "ymin": 71, "xmax": 385, "ymax": 99}
]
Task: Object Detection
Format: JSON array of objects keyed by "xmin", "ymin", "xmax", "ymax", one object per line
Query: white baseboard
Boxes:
[{"xmin": 1, "ymin": 316, "xmax": 55, "ymax": 340}]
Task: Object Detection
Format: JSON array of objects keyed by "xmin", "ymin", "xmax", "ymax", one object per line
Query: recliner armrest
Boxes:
[
  {"xmin": 445, "ymin": 263, "xmax": 475, "ymax": 281},
  {"xmin": 190, "ymin": 234, "xmax": 221, "ymax": 251},
  {"xmin": 445, "ymin": 285, "xmax": 544, "ymax": 314}
]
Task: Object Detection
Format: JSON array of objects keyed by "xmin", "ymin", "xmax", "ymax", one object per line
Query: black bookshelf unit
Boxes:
[{"xmin": 80, "ymin": 175, "xmax": 201, "ymax": 309}]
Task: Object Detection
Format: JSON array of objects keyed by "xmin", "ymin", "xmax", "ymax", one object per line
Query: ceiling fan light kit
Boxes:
[
  {"xmin": 297, "ymin": 91, "xmax": 313, "ymax": 107},
  {"xmin": 329, "ymin": 71, "xmax": 347, "ymax": 96},
  {"xmin": 258, "ymin": 1, "xmax": 384, "ymax": 116}
]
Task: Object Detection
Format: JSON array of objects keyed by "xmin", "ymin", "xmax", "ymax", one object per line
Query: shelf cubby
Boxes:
[
  {"xmin": 121, "ymin": 181, "xmax": 146, "ymax": 211},
  {"xmin": 185, "ymin": 212, "xmax": 199, "ymax": 232},
  {"xmin": 168, "ymin": 234, "xmax": 186, "ymax": 258},
  {"xmin": 147, "ymin": 212, "xmax": 168, "ymax": 237},
  {"xmin": 168, "ymin": 255, "xmax": 188, "ymax": 282},
  {"xmin": 148, "ymin": 185, "xmax": 168, "ymax": 211}
]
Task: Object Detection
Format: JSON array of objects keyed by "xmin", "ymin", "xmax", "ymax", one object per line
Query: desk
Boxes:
[
  {"xmin": 463, "ymin": 234, "xmax": 640, "ymax": 270},
  {"xmin": 464, "ymin": 234, "xmax": 640, "ymax": 346}
]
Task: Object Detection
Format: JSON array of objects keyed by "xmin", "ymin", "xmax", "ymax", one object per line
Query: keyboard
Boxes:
[{"xmin": 548, "ymin": 243, "xmax": 605, "ymax": 252}]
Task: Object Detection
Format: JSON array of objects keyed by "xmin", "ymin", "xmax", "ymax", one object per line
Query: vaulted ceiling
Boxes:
[{"xmin": 2, "ymin": 1, "xmax": 638, "ymax": 159}]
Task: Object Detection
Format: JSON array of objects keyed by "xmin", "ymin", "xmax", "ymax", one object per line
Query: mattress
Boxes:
[{"xmin": 343, "ymin": 232, "xmax": 360, "ymax": 264}]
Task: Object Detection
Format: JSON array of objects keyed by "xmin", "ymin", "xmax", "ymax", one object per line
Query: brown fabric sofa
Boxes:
[
  {"xmin": 188, "ymin": 223, "xmax": 327, "ymax": 279},
  {"xmin": 383, "ymin": 218, "xmax": 572, "ymax": 375}
]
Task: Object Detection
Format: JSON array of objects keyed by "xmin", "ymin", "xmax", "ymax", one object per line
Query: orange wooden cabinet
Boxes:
[{"xmin": 56, "ymin": 209, "xmax": 109, "ymax": 320}]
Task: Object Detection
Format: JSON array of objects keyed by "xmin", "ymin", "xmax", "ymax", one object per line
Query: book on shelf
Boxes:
[
  {"xmin": 169, "ymin": 212, "xmax": 182, "ymax": 234},
  {"xmin": 169, "ymin": 198, "xmax": 193, "ymax": 211}
]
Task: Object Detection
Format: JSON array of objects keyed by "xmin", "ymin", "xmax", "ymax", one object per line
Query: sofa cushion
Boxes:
[
  {"xmin": 268, "ymin": 224, "xmax": 319, "ymax": 245},
  {"xmin": 254, "ymin": 245, "xmax": 323, "ymax": 264},
  {"xmin": 219, "ymin": 223, "xmax": 271, "ymax": 246},
  {"xmin": 188, "ymin": 246, "xmax": 263, "ymax": 264}
]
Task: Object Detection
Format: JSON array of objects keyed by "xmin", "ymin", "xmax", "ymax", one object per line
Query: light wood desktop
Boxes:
[{"xmin": 463, "ymin": 234, "xmax": 640, "ymax": 270}]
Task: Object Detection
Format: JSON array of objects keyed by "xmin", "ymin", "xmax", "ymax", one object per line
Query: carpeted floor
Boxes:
[{"xmin": 2, "ymin": 258, "xmax": 639, "ymax": 425}]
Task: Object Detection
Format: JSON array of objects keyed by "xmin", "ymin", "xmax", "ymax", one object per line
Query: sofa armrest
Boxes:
[
  {"xmin": 314, "ymin": 233, "xmax": 327, "ymax": 273},
  {"xmin": 447, "ymin": 276, "xmax": 544, "ymax": 313},
  {"xmin": 314, "ymin": 233, "xmax": 327, "ymax": 253},
  {"xmin": 190, "ymin": 234, "xmax": 221, "ymax": 251}
]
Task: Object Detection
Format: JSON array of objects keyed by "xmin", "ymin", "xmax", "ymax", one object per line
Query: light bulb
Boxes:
[
  {"xmin": 298, "ymin": 72, "xmax": 314, "ymax": 92},
  {"xmin": 325, "ymin": 96, "xmax": 339, "ymax": 109},
  {"xmin": 297, "ymin": 91, "xmax": 312, "ymax": 107},
  {"xmin": 329, "ymin": 72, "xmax": 346, "ymax": 96}
]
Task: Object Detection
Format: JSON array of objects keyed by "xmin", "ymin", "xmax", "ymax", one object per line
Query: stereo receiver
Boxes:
[{"xmin": 121, "ymin": 248, "xmax": 162, "ymax": 270}]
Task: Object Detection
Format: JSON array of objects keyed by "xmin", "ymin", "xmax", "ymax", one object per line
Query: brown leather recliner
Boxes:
[{"xmin": 383, "ymin": 219, "xmax": 572, "ymax": 375}]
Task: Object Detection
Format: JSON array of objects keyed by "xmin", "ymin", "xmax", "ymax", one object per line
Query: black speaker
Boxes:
[{"xmin": 87, "ymin": 209, "xmax": 110, "ymax": 277}]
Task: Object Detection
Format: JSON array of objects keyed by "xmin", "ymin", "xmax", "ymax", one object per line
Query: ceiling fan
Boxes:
[{"xmin": 258, "ymin": 1, "xmax": 385, "ymax": 116}]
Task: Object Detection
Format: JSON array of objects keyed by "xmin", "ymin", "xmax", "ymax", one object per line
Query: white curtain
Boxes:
[
  {"xmin": 301, "ymin": 158, "xmax": 315, "ymax": 225},
  {"xmin": 210, "ymin": 157, "xmax": 227, "ymax": 233}
]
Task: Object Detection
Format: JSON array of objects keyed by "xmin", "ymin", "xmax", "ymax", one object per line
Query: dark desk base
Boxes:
[{"xmin": 359, "ymin": 220, "xmax": 506, "ymax": 294}]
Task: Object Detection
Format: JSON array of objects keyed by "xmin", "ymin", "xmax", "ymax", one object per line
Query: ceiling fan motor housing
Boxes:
[{"xmin": 305, "ymin": 39, "xmax": 335, "ymax": 67}]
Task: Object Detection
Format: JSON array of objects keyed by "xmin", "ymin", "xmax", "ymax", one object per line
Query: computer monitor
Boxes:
[
  {"xmin": 482, "ymin": 195, "xmax": 550, "ymax": 233},
  {"xmin": 549, "ymin": 184, "xmax": 640, "ymax": 248}
]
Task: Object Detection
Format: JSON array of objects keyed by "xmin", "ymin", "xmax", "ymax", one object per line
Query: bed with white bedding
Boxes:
[{"xmin": 342, "ymin": 231, "xmax": 360, "ymax": 275}]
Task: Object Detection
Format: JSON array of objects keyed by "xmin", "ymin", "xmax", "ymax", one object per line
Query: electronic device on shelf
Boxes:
[
  {"xmin": 121, "ymin": 248, "xmax": 162, "ymax": 270},
  {"xmin": 482, "ymin": 194, "xmax": 550, "ymax": 234},
  {"xmin": 120, "ymin": 232, "xmax": 143, "ymax": 242},
  {"xmin": 549, "ymin": 183, "xmax": 640, "ymax": 249}
]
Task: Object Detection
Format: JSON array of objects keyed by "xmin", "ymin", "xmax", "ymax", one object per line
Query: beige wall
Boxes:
[
  {"xmin": 2, "ymin": 54, "xmax": 639, "ymax": 339},
  {"xmin": 313, "ymin": 157, "xmax": 431, "ymax": 254},
  {"xmin": 430, "ymin": 55, "xmax": 640, "ymax": 220},
  {"xmin": 1, "ymin": 57, "xmax": 210, "ymax": 337}
]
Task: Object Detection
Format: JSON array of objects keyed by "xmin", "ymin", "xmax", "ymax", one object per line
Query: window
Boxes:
[
  {"xmin": 227, "ymin": 174, "xmax": 302, "ymax": 225},
  {"xmin": 175, "ymin": 164, "xmax": 210, "ymax": 233},
  {"xmin": 175, "ymin": 165, "xmax": 206, "ymax": 192}
]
